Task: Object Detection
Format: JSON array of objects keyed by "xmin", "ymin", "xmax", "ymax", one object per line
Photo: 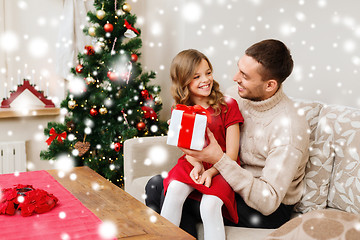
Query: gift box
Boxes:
[{"xmin": 167, "ymin": 104, "xmax": 209, "ymax": 150}]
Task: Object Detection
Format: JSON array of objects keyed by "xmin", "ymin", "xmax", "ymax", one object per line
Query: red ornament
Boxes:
[
  {"xmin": 131, "ymin": 53, "xmax": 138, "ymax": 62},
  {"xmin": 141, "ymin": 106, "xmax": 157, "ymax": 120},
  {"xmin": 114, "ymin": 142, "xmax": 122, "ymax": 152},
  {"xmin": 104, "ymin": 23, "xmax": 114, "ymax": 32},
  {"xmin": 90, "ymin": 108, "xmax": 98, "ymax": 116},
  {"xmin": 108, "ymin": 72, "xmax": 119, "ymax": 81},
  {"xmin": 137, "ymin": 121, "xmax": 146, "ymax": 131},
  {"xmin": 107, "ymin": 71, "xmax": 112, "ymax": 78},
  {"xmin": 76, "ymin": 64, "xmax": 83, "ymax": 73},
  {"xmin": 84, "ymin": 45, "xmax": 95, "ymax": 55},
  {"xmin": 141, "ymin": 90, "xmax": 149, "ymax": 99}
]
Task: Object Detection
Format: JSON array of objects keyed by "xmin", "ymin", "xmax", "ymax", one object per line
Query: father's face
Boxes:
[{"xmin": 233, "ymin": 55, "xmax": 269, "ymax": 101}]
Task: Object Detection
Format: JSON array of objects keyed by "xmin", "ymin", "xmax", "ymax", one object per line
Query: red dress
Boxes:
[{"xmin": 163, "ymin": 97, "xmax": 244, "ymax": 223}]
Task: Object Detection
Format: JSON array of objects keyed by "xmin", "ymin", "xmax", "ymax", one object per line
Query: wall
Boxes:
[
  {"xmin": 0, "ymin": 0, "xmax": 64, "ymax": 171},
  {"xmin": 131, "ymin": 0, "xmax": 360, "ymax": 120}
]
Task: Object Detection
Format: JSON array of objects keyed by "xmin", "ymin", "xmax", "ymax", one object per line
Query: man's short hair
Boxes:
[{"xmin": 245, "ymin": 39, "xmax": 293, "ymax": 84}]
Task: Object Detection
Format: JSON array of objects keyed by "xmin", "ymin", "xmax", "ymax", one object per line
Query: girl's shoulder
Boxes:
[{"xmin": 222, "ymin": 96, "xmax": 239, "ymax": 108}]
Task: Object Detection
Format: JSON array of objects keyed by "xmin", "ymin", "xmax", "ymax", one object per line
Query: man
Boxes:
[{"xmin": 145, "ymin": 39, "xmax": 309, "ymax": 238}]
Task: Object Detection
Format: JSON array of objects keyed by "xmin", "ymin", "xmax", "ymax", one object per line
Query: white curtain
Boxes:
[{"xmin": 56, "ymin": 0, "xmax": 93, "ymax": 79}]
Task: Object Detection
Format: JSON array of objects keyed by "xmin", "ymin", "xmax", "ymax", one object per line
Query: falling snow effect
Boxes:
[
  {"xmin": 0, "ymin": 3, "xmax": 360, "ymax": 236},
  {"xmin": 137, "ymin": 0, "xmax": 360, "ymax": 112},
  {"xmin": 98, "ymin": 221, "xmax": 117, "ymax": 239}
]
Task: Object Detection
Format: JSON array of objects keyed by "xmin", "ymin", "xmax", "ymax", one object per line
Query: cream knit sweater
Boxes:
[{"xmin": 214, "ymin": 86, "xmax": 309, "ymax": 216}]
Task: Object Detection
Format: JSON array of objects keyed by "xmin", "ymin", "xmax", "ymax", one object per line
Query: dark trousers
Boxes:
[{"xmin": 145, "ymin": 175, "xmax": 294, "ymax": 238}]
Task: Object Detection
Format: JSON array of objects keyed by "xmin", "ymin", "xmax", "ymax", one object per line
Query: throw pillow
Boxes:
[
  {"xmin": 265, "ymin": 209, "xmax": 360, "ymax": 240},
  {"xmin": 325, "ymin": 105, "xmax": 360, "ymax": 213},
  {"xmin": 294, "ymin": 103, "xmax": 335, "ymax": 213}
]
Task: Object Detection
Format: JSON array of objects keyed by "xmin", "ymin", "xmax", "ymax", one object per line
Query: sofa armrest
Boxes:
[{"xmin": 124, "ymin": 136, "xmax": 183, "ymax": 203}]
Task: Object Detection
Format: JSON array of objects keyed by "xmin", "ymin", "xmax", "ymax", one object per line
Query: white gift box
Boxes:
[{"xmin": 167, "ymin": 108, "xmax": 207, "ymax": 150}]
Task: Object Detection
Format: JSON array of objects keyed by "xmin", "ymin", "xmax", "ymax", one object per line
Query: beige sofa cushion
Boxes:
[
  {"xmin": 264, "ymin": 209, "xmax": 360, "ymax": 240},
  {"xmin": 292, "ymin": 100, "xmax": 336, "ymax": 213},
  {"xmin": 292, "ymin": 100, "xmax": 323, "ymax": 142},
  {"xmin": 197, "ymin": 224, "xmax": 273, "ymax": 240},
  {"xmin": 324, "ymin": 105, "xmax": 360, "ymax": 213},
  {"xmin": 294, "ymin": 140, "xmax": 334, "ymax": 213}
]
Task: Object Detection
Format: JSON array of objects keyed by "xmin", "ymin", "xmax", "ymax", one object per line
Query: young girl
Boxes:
[{"xmin": 161, "ymin": 49, "xmax": 244, "ymax": 240}]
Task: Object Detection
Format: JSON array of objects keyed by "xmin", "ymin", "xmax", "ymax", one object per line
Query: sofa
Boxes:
[{"xmin": 124, "ymin": 87, "xmax": 360, "ymax": 239}]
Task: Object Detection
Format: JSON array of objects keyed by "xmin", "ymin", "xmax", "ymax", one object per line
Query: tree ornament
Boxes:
[
  {"xmin": 90, "ymin": 107, "xmax": 98, "ymax": 116},
  {"xmin": 141, "ymin": 89, "xmax": 149, "ymax": 99},
  {"xmin": 45, "ymin": 128, "xmax": 67, "ymax": 145},
  {"xmin": 100, "ymin": 81, "xmax": 111, "ymax": 90},
  {"xmin": 75, "ymin": 64, "xmax": 83, "ymax": 73},
  {"xmin": 122, "ymin": 3, "xmax": 131, "ymax": 13},
  {"xmin": 141, "ymin": 106, "xmax": 157, "ymax": 120},
  {"xmin": 154, "ymin": 95, "xmax": 162, "ymax": 105},
  {"xmin": 74, "ymin": 135, "xmax": 90, "ymax": 157},
  {"xmin": 116, "ymin": 9, "xmax": 124, "ymax": 16},
  {"xmin": 131, "ymin": 53, "xmax": 138, "ymax": 62},
  {"xmin": 114, "ymin": 142, "xmax": 122, "ymax": 152},
  {"xmin": 108, "ymin": 72, "xmax": 119, "ymax": 81},
  {"xmin": 104, "ymin": 23, "xmax": 114, "ymax": 33},
  {"xmin": 74, "ymin": 141, "xmax": 90, "ymax": 157},
  {"xmin": 88, "ymin": 26, "xmax": 96, "ymax": 36},
  {"xmin": 96, "ymin": 9, "xmax": 106, "ymax": 20},
  {"xmin": 84, "ymin": 45, "xmax": 95, "ymax": 56},
  {"xmin": 137, "ymin": 121, "xmax": 146, "ymax": 131},
  {"xmin": 99, "ymin": 106, "xmax": 108, "ymax": 115},
  {"xmin": 123, "ymin": 20, "xmax": 139, "ymax": 38},
  {"xmin": 85, "ymin": 76, "xmax": 96, "ymax": 85},
  {"xmin": 66, "ymin": 121, "xmax": 76, "ymax": 132},
  {"xmin": 68, "ymin": 99, "xmax": 77, "ymax": 109},
  {"xmin": 95, "ymin": 41, "xmax": 105, "ymax": 52}
]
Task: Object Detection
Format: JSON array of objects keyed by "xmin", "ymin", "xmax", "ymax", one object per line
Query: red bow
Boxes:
[
  {"xmin": 124, "ymin": 20, "xmax": 139, "ymax": 34},
  {"xmin": 174, "ymin": 104, "xmax": 211, "ymax": 122},
  {"xmin": 46, "ymin": 128, "xmax": 67, "ymax": 145}
]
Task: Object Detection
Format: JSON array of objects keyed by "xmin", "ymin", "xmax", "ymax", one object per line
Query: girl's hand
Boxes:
[
  {"xmin": 190, "ymin": 163, "xmax": 204, "ymax": 184},
  {"xmin": 198, "ymin": 169, "xmax": 214, "ymax": 188}
]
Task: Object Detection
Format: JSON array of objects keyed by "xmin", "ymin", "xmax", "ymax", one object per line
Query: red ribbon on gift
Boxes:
[
  {"xmin": 174, "ymin": 104, "xmax": 210, "ymax": 149},
  {"xmin": 45, "ymin": 128, "xmax": 67, "ymax": 145},
  {"xmin": 174, "ymin": 104, "xmax": 211, "ymax": 123}
]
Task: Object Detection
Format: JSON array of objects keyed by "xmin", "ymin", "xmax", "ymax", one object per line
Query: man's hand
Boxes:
[{"xmin": 180, "ymin": 128, "xmax": 224, "ymax": 165}]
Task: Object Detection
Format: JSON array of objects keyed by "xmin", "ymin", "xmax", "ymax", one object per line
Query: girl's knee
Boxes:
[
  {"xmin": 167, "ymin": 180, "xmax": 193, "ymax": 197},
  {"xmin": 200, "ymin": 195, "xmax": 223, "ymax": 214}
]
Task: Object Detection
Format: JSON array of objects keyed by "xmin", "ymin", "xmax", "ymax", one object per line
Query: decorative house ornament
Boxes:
[{"xmin": 1, "ymin": 80, "xmax": 55, "ymax": 108}]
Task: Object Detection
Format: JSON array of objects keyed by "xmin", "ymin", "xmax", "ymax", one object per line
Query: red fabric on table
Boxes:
[{"xmin": 0, "ymin": 170, "xmax": 115, "ymax": 240}]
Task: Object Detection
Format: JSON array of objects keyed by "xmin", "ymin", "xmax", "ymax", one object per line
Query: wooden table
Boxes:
[{"xmin": 47, "ymin": 166, "xmax": 195, "ymax": 240}]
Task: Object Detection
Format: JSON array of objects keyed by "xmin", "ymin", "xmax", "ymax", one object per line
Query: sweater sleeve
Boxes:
[{"xmin": 214, "ymin": 144, "xmax": 304, "ymax": 216}]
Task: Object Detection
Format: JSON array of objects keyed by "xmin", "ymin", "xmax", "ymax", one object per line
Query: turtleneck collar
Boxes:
[{"xmin": 242, "ymin": 85, "xmax": 286, "ymax": 113}]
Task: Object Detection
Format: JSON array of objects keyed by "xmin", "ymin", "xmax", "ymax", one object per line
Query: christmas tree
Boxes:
[{"xmin": 41, "ymin": 0, "xmax": 168, "ymax": 187}]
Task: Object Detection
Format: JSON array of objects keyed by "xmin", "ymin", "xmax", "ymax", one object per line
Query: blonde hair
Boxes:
[{"xmin": 170, "ymin": 49, "xmax": 226, "ymax": 115}]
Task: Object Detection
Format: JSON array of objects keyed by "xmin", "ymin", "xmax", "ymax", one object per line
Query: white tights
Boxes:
[{"xmin": 161, "ymin": 180, "xmax": 225, "ymax": 240}]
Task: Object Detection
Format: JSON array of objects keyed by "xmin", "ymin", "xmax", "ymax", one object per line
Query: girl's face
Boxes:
[{"xmin": 188, "ymin": 59, "xmax": 213, "ymax": 104}]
